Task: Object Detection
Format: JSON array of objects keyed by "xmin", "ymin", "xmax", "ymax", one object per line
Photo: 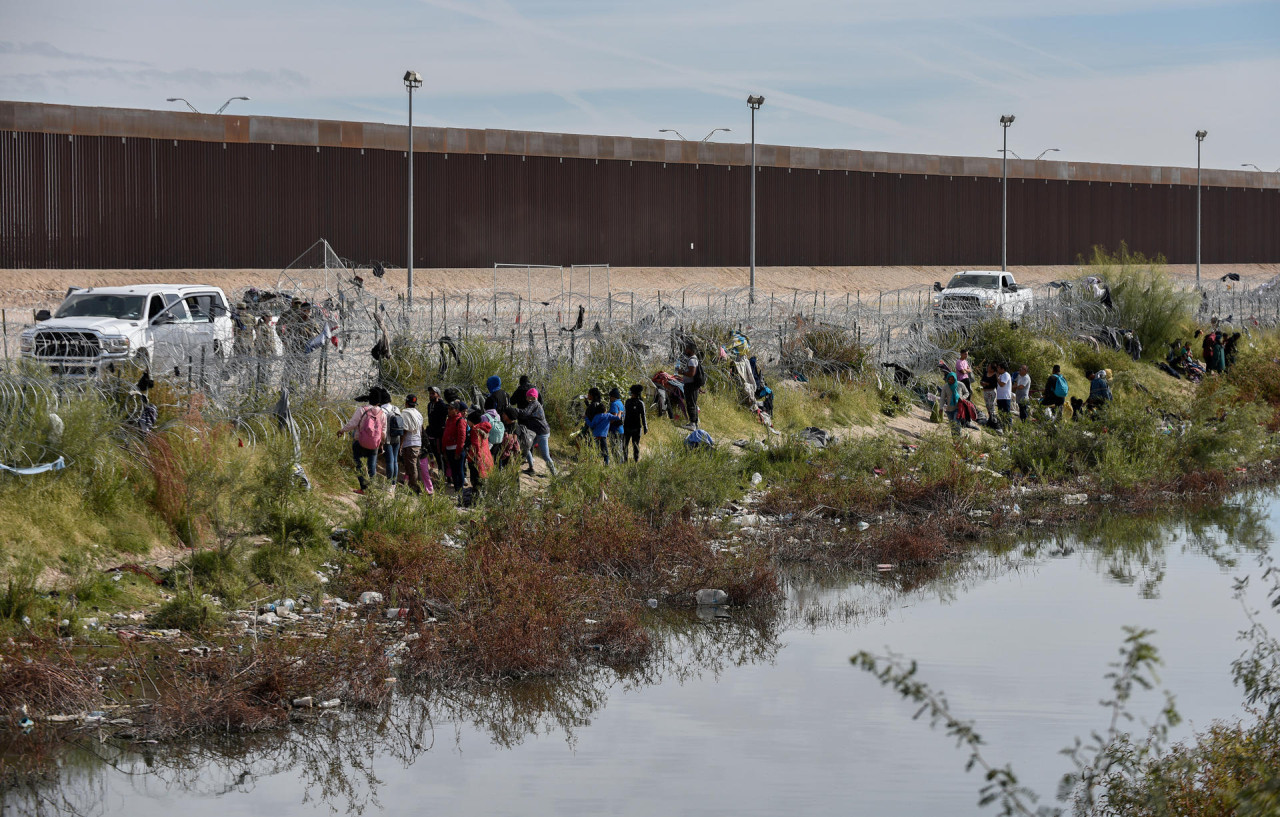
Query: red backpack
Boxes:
[{"xmin": 356, "ymin": 405, "xmax": 385, "ymax": 450}]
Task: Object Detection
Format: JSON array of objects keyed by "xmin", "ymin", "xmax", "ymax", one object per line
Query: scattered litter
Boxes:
[
  {"xmin": 358, "ymin": 591, "xmax": 384, "ymax": 606},
  {"xmin": 384, "ymin": 608, "xmax": 409, "ymax": 620},
  {"xmin": 876, "ymin": 564, "xmax": 894, "ymax": 572},
  {"xmin": 318, "ymin": 699, "xmax": 341, "ymax": 709},
  {"xmin": 857, "ymin": 521, "xmax": 870, "ymax": 531},
  {"xmin": 695, "ymin": 589, "xmax": 729, "ymax": 606},
  {"xmin": 798, "ymin": 427, "xmax": 834, "ymax": 448},
  {"xmin": 750, "ymin": 472, "xmax": 763, "ymax": 486},
  {"xmin": 293, "ymin": 696, "xmax": 314, "ymax": 708},
  {"xmin": 1062, "ymin": 493, "xmax": 1088, "ymax": 505},
  {"xmin": 647, "ymin": 598, "xmax": 659, "ymax": 608}
]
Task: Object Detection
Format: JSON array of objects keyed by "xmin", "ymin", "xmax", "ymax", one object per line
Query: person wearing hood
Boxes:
[
  {"xmin": 465, "ymin": 408, "xmax": 495, "ymax": 493},
  {"xmin": 484, "ymin": 375, "xmax": 510, "ymax": 415},
  {"xmin": 504, "ymin": 388, "xmax": 556, "ymax": 476},
  {"xmin": 511, "ymin": 375, "xmax": 536, "ymax": 409}
]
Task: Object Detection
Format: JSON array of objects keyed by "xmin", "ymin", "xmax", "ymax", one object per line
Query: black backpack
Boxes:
[
  {"xmin": 386, "ymin": 409, "xmax": 404, "ymax": 440},
  {"xmin": 689, "ymin": 355, "xmax": 706, "ymax": 390}
]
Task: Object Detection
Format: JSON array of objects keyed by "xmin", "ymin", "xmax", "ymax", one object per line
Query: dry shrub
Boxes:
[
  {"xmin": 1173, "ymin": 469, "xmax": 1229, "ymax": 494},
  {"xmin": 0, "ymin": 637, "xmax": 104, "ymax": 723},
  {"xmin": 873, "ymin": 525, "xmax": 956, "ymax": 566},
  {"xmin": 118, "ymin": 626, "xmax": 393, "ymax": 738},
  {"xmin": 481, "ymin": 498, "xmax": 778, "ymax": 605},
  {"xmin": 345, "ymin": 498, "xmax": 776, "ymax": 681}
]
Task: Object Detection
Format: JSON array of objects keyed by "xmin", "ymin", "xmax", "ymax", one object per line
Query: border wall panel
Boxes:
[{"xmin": 2, "ymin": 130, "xmax": 1278, "ymax": 270}]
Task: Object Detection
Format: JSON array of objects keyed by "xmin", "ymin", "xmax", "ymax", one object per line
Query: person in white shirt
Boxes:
[
  {"xmin": 399, "ymin": 394, "xmax": 427, "ymax": 495},
  {"xmin": 1014, "ymin": 365, "xmax": 1032, "ymax": 421},
  {"xmin": 994, "ymin": 362, "xmax": 1013, "ymax": 428}
]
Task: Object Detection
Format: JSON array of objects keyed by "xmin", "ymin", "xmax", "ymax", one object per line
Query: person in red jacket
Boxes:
[
  {"xmin": 466, "ymin": 409, "xmax": 495, "ymax": 493},
  {"xmin": 441, "ymin": 400, "xmax": 469, "ymax": 492}
]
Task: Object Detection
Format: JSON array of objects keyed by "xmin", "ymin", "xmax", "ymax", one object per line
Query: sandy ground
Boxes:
[{"xmin": 2, "ymin": 263, "xmax": 1276, "ymax": 310}]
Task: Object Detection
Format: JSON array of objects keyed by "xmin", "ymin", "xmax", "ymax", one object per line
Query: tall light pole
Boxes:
[
  {"xmin": 166, "ymin": 97, "xmax": 200, "ymax": 114},
  {"xmin": 748, "ymin": 95, "xmax": 765, "ymax": 303},
  {"xmin": 1195, "ymin": 129, "xmax": 1207, "ymax": 289},
  {"xmin": 215, "ymin": 96, "xmax": 250, "ymax": 114},
  {"xmin": 404, "ymin": 70, "xmax": 423, "ymax": 308},
  {"xmin": 701, "ymin": 127, "xmax": 731, "ymax": 142},
  {"xmin": 1000, "ymin": 115, "xmax": 1015, "ymax": 272}
]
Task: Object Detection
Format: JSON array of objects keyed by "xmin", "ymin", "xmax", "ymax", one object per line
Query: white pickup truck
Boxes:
[
  {"xmin": 932, "ymin": 270, "xmax": 1034, "ymax": 319},
  {"xmin": 19, "ymin": 284, "xmax": 234, "ymax": 378}
]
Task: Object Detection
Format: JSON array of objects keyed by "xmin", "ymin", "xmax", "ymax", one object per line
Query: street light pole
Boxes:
[
  {"xmin": 1000, "ymin": 115, "xmax": 1015, "ymax": 272},
  {"xmin": 215, "ymin": 96, "xmax": 251, "ymax": 115},
  {"xmin": 701, "ymin": 127, "xmax": 731, "ymax": 142},
  {"xmin": 747, "ymin": 95, "xmax": 765, "ymax": 304},
  {"xmin": 404, "ymin": 70, "xmax": 423, "ymax": 308},
  {"xmin": 1196, "ymin": 130, "xmax": 1207, "ymax": 289},
  {"xmin": 166, "ymin": 97, "xmax": 200, "ymax": 114}
]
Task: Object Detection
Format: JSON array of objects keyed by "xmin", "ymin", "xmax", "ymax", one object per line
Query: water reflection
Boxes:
[
  {"xmin": 3, "ymin": 606, "xmax": 784, "ymax": 817},
  {"xmin": 5, "ymin": 495, "xmax": 1273, "ymax": 816}
]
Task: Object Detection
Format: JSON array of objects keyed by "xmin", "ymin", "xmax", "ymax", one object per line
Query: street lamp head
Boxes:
[
  {"xmin": 1000, "ymin": 114, "xmax": 1015, "ymax": 126},
  {"xmin": 1035, "ymin": 148, "xmax": 1060, "ymax": 160},
  {"xmin": 1195, "ymin": 129, "xmax": 1207, "ymax": 141},
  {"xmin": 166, "ymin": 97, "xmax": 180, "ymax": 102},
  {"xmin": 747, "ymin": 95, "xmax": 765, "ymax": 109},
  {"xmin": 658, "ymin": 129, "xmax": 687, "ymax": 140},
  {"xmin": 404, "ymin": 70, "xmax": 423, "ymax": 89},
  {"xmin": 702, "ymin": 127, "xmax": 731, "ymax": 142}
]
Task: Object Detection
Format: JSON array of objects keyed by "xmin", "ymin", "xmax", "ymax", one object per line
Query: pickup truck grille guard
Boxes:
[{"xmin": 33, "ymin": 330, "xmax": 102, "ymax": 359}]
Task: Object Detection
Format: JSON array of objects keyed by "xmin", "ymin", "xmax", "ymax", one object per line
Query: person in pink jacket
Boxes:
[{"xmin": 337, "ymin": 388, "xmax": 387, "ymax": 494}]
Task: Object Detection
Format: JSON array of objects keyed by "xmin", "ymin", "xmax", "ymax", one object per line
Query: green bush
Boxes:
[
  {"xmin": 1084, "ymin": 244, "xmax": 1197, "ymax": 358},
  {"xmin": 150, "ymin": 593, "xmax": 222, "ymax": 633}
]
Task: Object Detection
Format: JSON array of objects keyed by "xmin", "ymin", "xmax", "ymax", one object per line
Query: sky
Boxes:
[{"xmin": 1, "ymin": 0, "xmax": 1278, "ymax": 170}]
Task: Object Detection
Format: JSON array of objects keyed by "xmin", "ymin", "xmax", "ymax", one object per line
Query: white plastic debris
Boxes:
[{"xmin": 695, "ymin": 589, "xmax": 729, "ymax": 606}]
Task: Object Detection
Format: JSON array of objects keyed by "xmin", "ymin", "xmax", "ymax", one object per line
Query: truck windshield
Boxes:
[
  {"xmin": 54, "ymin": 294, "xmax": 147, "ymax": 320},
  {"xmin": 946, "ymin": 274, "xmax": 1000, "ymax": 290}
]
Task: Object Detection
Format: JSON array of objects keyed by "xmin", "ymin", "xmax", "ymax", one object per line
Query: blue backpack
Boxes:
[{"xmin": 1051, "ymin": 374, "xmax": 1069, "ymax": 398}]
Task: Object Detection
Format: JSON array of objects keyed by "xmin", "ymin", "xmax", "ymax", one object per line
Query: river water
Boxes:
[{"xmin": 17, "ymin": 493, "xmax": 1278, "ymax": 816}]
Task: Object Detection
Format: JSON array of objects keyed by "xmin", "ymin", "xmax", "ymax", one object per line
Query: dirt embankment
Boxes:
[{"xmin": 2, "ymin": 264, "xmax": 1276, "ymax": 308}]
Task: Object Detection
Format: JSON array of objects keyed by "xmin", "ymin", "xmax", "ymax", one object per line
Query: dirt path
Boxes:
[{"xmin": 3, "ymin": 263, "xmax": 1276, "ymax": 309}]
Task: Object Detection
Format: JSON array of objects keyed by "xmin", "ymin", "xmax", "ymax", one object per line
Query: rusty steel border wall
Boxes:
[{"xmin": 2, "ymin": 101, "xmax": 1279, "ymax": 270}]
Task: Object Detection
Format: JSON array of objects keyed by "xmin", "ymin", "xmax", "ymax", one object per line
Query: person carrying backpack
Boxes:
[
  {"xmin": 621, "ymin": 383, "xmax": 648, "ymax": 462},
  {"xmin": 1041, "ymin": 364, "xmax": 1068, "ymax": 419},
  {"xmin": 379, "ymin": 388, "xmax": 403, "ymax": 484},
  {"xmin": 482, "ymin": 407, "xmax": 506, "ymax": 463},
  {"xmin": 678, "ymin": 341, "xmax": 704, "ymax": 430},
  {"xmin": 338, "ymin": 391, "xmax": 387, "ymax": 494}
]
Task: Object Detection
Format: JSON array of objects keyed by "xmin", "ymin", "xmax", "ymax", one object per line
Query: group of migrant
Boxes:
[
  {"xmin": 1161, "ymin": 325, "xmax": 1241, "ymax": 383},
  {"xmin": 647, "ymin": 334, "xmax": 777, "ymax": 451},
  {"xmin": 337, "ymin": 375, "xmax": 553, "ymax": 504},
  {"xmin": 933, "ymin": 349, "xmax": 1113, "ymax": 431}
]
